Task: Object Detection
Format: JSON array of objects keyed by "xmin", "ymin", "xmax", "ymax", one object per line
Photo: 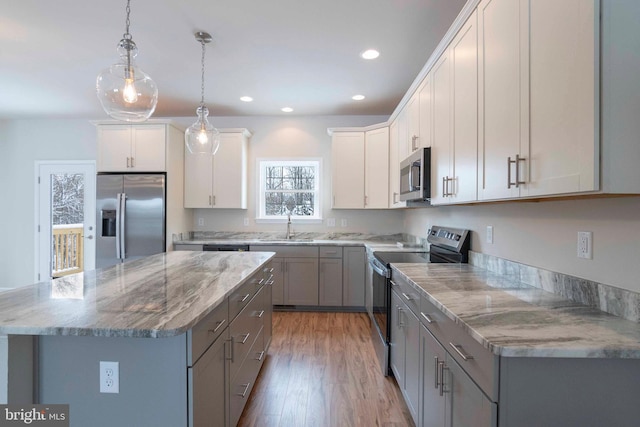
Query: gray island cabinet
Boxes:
[{"xmin": 0, "ymin": 251, "xmax": 275, "ymax": 427}]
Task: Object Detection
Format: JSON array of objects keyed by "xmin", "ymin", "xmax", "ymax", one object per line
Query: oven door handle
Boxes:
[{"xmin": 369, "ymin": 258, "xmax": 389, "ymax": 278}]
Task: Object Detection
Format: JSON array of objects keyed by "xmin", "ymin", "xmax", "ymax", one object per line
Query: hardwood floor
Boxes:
[{"xmin": 238, "ymin": 312, "xmax": 415, "ymax": 427}]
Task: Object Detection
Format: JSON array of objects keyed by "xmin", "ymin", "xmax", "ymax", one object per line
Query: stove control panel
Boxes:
[{"xmin": 427, "ymin": 226, "xmax": 470, "ymax": 252}]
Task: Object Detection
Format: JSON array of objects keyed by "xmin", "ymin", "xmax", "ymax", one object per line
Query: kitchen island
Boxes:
[{"xmin": 0, "ymin": 251, "xmax": 275, "ymax": 427}]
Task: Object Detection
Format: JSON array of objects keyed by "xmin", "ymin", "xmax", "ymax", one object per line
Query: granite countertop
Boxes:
[
  {"xmin": 0, "ymin": 251, "xmax": 274, "ymax": 338},
  {"xmin": 173, "ymin": 231, "xmax": 427, "ymax": 255},
  {"xmin": 392, "ymin": 263, "xmax": 640, "ymax": 359}
]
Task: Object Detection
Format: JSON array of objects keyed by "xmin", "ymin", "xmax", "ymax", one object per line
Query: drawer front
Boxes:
[
  {"xmin": 229, "ymin": 278, "xmax": 258, "ymax": 321},
  {"xmin": 420, "ymin": 296, "xmax": 497, "ymax": 401},
  {"xmin": 319, "ymin": 246, "xmax": 343, "ymax": 258},
  {"xmin": 390, "ymin": 274, "xmax": 421, "ymax": 316},
  {"xmin": 174, "ymin": 244, "xmax": 203, "ymax": 251},
  {"xmin": 229, "ymin": 327, "xmax": 265, "ymax": 427},
  {"xmin": 187, "ymin": 300, "xmax": 229, "ymax": 366},
  {"xmin": 250, "ymin": 245, "xmax": 319, "ymax": 258},
  {"xmin": 229, "ymin": 289, "xmax": 265, "ymax": 380}
]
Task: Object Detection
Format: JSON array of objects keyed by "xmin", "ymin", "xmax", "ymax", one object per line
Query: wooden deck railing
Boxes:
[{"xmin": 52, "ymin": 224, "xmax": 84, "ymax": 278}]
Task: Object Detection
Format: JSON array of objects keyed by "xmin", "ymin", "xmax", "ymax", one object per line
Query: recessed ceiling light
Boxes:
[
  {"xmin": 361, "ymin": 49, "xmax": 380, "ymax": 60},
  {"xmin": 240, "ymin": 96, "xmax": 253, "ymax": 102},
  {"xmin": 281, "ymin": 107, "xmax": 293, "ymax": 113},
  {"xmin": 352, "ymin": 95, "xmax": 365, "ymax": 101}
]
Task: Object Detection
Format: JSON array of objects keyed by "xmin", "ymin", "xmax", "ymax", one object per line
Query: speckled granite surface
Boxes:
[
  {"xmin": 0, "ymin": 251, "xmax": 274, "ymax": 338},
  {"xmin": 391, "ymin": 263, "xmax": 640, "ymax": 359}
]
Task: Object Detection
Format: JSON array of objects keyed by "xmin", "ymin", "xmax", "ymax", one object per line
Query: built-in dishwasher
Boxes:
[{"xmin": 203, "ymin": 244, "xmax": 250, "ymax": 252}]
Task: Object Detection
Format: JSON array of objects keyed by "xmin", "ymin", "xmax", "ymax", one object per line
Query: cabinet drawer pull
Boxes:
[
  {"xmin": 208, "ymin": 319, "xmax": 226, "ymax": 333},
  {"xmin": 258, "ymin": 278, "xmax": 265, "ymax": 285},
  {"xmin": 256, "ymin": 351, "xmax": 265, "ymax": 362},
  {"xmin": 240, "ymin": 293, "xmax": 251, "ymax": 303},
  {"xmin": 238, "ymin": 382, "xmax": 251, "ymax": 398},
  {"xmin": 449, "ymin": 342, "xmax": 474, "ymax": 361},
  {"xmin": 240, "ymin": 333, "xmax": 251, "ymax": 344},
  {"xmin": 421, "ymin": 312, "xmax": 434, "ymax": 324},
  {"xmin": 255, "ymin": 310, "xmax": 265, "ymax": 318},
  {"xmin": 401, "ymin": 292, "xmax": 413, "ymax": 301}
]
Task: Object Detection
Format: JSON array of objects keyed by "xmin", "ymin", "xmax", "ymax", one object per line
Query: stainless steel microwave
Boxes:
[{"xmin": 399, "ymin": 147, "xmax": 431, "ymax": 201}]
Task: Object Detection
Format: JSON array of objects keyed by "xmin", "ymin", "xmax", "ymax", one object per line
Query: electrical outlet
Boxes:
[
  {"xmin": 197, "ymin": 218, "xmax": 204, "ymax": 226},
  {"xmin": 327, "ymin": 218, "xmax": 336, "ymax": 227},
  {"xmin": 243, "ymin": 217, "xmax": 249, "ymax": 226},
  {"xmin": 577, "ymin": 231, "xmax": 593, "ymax": 259},
  {"xmin": 341, "ymin": 219, "xmax": 348, "ymax": 227},
  {"xmin": 486, "ymin": 226, "xmax": 494, "ymax": 244},
  {"xmin": 100, "ymin": 361, "xmax": 119, "ymax": 394}
]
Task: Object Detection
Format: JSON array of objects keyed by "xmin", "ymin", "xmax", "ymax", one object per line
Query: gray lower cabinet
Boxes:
[
  {"xmin": 189, "ymin": 329, "xmax": 228, "ymax": 427},
  {"xmin": 319, "ymin": 247, "xmax": 343, "ymax": 306},
  {"xmin": 251, "ymin": 246, "xmax": 319, "ymax": 306},
  {"xmin": 390, "ymin": 289, "xmax": 420, "ymax": 424},
  {"xmin": 343, "ymin": 247, "xmax": 365, "ymax": 307},
  {"xmin": 188, "ymin": 265, "xmax": 273, "ymax": 427},
  {"xmin": 445, "ymin": 352, "xmax": 495, "ymax": 427},
  {"xmin": 285, "ymin": 257, "xmax": 319, "ymax": 305},
  {"xmin": 420, "ymin": 325, "xmax": 446, "ymax": 427}
]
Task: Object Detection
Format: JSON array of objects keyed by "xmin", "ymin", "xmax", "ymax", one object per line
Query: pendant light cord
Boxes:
[{"xmin": 200, "ymin": 40, "xmax": 206, "ymax": 107}]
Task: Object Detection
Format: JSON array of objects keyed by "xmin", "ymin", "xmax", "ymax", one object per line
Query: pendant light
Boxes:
[
  {"xmin": 185, "ymin": 32, "xmax": 220, "ymax": 155},
  {"xmin": 96, "ymin": 0, "xmax": 158, "ymax": 122}
]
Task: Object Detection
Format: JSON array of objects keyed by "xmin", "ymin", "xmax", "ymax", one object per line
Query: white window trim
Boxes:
[{"xmin": 256, "ymin": 158, "xmax": 323, "ymax": 223}]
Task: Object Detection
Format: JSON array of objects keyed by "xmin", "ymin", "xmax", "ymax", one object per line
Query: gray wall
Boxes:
[
  {"xmin": 0, "ymin": 119, "xmax": 96, "ymax": 289},
  {"xmin": 403, "ymin": 196, "xmax": 640, "ymax": 293}
]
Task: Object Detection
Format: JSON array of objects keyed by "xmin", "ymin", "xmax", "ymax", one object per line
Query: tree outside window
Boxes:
[{"xmin": 258, "ymin": 160, "xmax": 321, "ymax": 220}]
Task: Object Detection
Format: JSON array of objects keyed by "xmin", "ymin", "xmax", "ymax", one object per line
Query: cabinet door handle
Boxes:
[
  {"xmin": 238, "ymin": 382, "xmax": 251, "ymax": 398},
  {"xmin": 507, "ymin": 155, "xmax": 526, "ymax": 188},
  {"xmin": 256, "ymin": 351, "xmax": 265, "ymax": 362},
  {"xmin": 393, "ymin": 192, "xmax": 398, "ymax": 204},
  {"xmin": 131, "ymin": 157, "xmax": 135, "ymax": 167},
  {"xmin": 397, "ymin": 306, "xmax": 404, "ymax": 328},
  {"xmin": 126, "ymin": 157, "xmax": 131, "ymax": 168},
  {"xmin": 411, "ymin": 135, "xmax": 418, "ymax": 151},
  {"xmin": 434, "ymin": 356, "xmax": 440, "ymax": 389},
  {"xmin": 421, "ymin": 312, "xmax": 434, "ymax": 324},
  {"xmin": 449, "ymin": 342, "xmax": 474, "ymax": 361},
  {"xmin": 240, "ymin": 293, "xmax": 251, "ymax": 303},
  {"xmin": 208, "ymin": 319, "xmax": 226, "ymax": 334},
  {"xmin": 364, "ymin": 195, "xmax": 368, "ymax": 206},
  {"xmin": 442, "ymin": 176, "xmax": 446, "ymax": 197},
  {"xmin": 226, "ymin": 337, "xmax": 235, "ymax": 362},
  {"xmin": 209, "ymin": 195, "xmax": 212, "ymax": 206},
  {"xmin": 401, "ymin": 292, "xmax": 413, "ymax": 301},
  {"xmin": 213, "ymin": 195, "xmax": 216, "ymax": 206},
  {"xmin": 439, "ymin": 362, "xmax": 448, "ymax": 396}
]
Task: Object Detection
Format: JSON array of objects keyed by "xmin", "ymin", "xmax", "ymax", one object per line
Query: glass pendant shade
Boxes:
[
  {"xmin": 185, "ymin": 106, "xmax": 220, "ymax": 155},
  {"xmin": 96, "ymin": 40, "xmax": 158, "ymax": 122}
]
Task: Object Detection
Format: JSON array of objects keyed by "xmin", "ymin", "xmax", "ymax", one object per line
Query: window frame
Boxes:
[{"xmin": 256, "ymin": 158, "xmax": 322, "ymax": 223}]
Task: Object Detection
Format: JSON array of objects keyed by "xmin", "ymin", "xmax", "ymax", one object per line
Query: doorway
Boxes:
[{"xmin": 35, "ymin": 162, "xmax": 96, "ymax": 282}]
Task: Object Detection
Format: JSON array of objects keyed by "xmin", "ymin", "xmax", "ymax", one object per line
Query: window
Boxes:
[{"xmin": 258, "ymin": 160, "xmax": 321, "ymax": 221}]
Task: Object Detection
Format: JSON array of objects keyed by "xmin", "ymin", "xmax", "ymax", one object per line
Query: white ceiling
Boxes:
[{"xmin": 0, "ymin": 0, "xmax": 466, "ymax": 119}]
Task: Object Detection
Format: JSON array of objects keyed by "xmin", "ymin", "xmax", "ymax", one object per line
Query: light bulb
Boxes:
[
  {"xmin": 123, "ymin": 78, "xmax": 138, "ymax": 104},
  {"xmin": 197, "ymin": 130, "xmax": 209, "ymax": 145}
]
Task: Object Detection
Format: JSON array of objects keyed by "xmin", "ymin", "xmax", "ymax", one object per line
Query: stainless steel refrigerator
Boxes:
[{"xmin": 96, "ymin": 174, "xmax": 166, "ymax": 269}]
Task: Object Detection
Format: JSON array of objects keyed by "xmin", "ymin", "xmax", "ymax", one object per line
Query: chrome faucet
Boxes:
[{"xmin": 286, "ymin": 213, "xmax": 293, "ymax": 239}]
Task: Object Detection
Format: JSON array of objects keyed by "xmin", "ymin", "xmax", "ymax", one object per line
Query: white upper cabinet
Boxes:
[
  {"xmin": 479, "ymin": 0, "xmax": 598, "ymax": 201},
  {"xmin": 418, "ymin": 73, "xmax": 433, "ymax": 151},
  {"xmin": 388, "ymin": 119, "xmax": 407, "ymax": 208},
  {"xmin": 431, "ymin": 11, "xmax": 478, "ymax": 205},
  {"xmin": 97, "ymin": 124, "xmax": 166, "ymax": 172},
  {"xmin": 364, "ymin": 127, "xmax": 390, "ymax": 209},
  {"xmin": 407, "ymin": 92, "xmax": 421, "ymax": 155},
  {"xmin": 184, "ymin": 130, "xmax": 250, "ymax": 209},
  {"xmin": 331, "ymin": 132, "xmax": 365, "ymax": 209},
  {"xmin": 430, "ymin": 50, "xmax": 452, "ymax": 206},
  {"xmin": 524, "ymin": 0, "xmax": 598, "ymax": 197},
  {"xmin": 331, "ymin": 128, "xmax": 389, "ymax": 209}
]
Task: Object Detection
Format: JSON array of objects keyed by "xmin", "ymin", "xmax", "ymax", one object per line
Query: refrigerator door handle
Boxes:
[
  {"xmin": 120, "ymin": 193, "xmax": 127, "ymax": 260},
  {"xmin": 115, "ymin": 193, "xmax": 122, "ymax": 260}
]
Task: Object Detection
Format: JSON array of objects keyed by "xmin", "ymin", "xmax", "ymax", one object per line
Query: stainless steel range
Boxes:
[{"xmin": 367, "ymin": 225, "xmax": 470, "ymax": 375}]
